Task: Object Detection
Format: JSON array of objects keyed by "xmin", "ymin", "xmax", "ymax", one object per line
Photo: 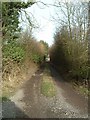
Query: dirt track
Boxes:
[{"xmin": 2, "ymin": 63, "xmax": 88, "ymax": 118}]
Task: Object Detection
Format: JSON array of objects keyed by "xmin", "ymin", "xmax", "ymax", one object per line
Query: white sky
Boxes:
[
  {"xmin": 20, "ymin": 0, "xmax": 89, "ymax": 46},
  {"xmin": 20, "ymin": 0, "xmax": 56, "ymax": 46}
]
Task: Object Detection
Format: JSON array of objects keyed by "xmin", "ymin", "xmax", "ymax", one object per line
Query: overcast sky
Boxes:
[
  {"xmin": 20, "ymin": 0, "xmax": 89, "ymax": 46},
  {"xmin": 20, "ymin": 0, "xmax": 56, "ymax": 46}
]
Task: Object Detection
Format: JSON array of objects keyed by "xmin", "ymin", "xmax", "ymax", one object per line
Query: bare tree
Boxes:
[{"xmin": 51, "ymin": 0, "xmax": 88, "ymax": 41}]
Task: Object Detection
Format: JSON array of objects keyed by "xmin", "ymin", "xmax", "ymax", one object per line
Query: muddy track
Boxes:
[{"xmin": 2, "ymin": 63, "xmax": 88, "ymax": 118}]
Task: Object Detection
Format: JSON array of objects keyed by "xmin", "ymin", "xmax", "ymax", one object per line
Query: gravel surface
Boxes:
[{"xmin": 2, "ymin": 63, "xmax": 88, "ymax": 118}]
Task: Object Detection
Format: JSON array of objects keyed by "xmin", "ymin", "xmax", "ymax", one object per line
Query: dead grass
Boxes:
[{"xmin": 2, "ymin": 61, "xmax": 38, "ymax": 100}]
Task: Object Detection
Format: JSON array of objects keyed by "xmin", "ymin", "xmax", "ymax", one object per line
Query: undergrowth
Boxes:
[{"xmin": 2, "ymin": 32, "xmax": 47, "ymax": 100}]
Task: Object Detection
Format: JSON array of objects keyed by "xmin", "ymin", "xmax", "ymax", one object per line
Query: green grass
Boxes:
[
  {"xmin": 79, "ymin": 86, "xmax": 89, "ymax": 95},
  {"xmin": 0, "ymin": 96, "xmax": 9, "ymax": 101},
  {"xmin": 41, "ymin": 63, "xmax": 56, "ymax": 97},
  {"xmin": 44, "ymin": 64, "xmax": 51, "ymax": 75},
  {"xmin": 41, "ymin": 75, "xmax": 56, "ymax": 97},
  {"xmin": 72, "ymin": 82, "xmax": 89, "ymax": 96},
  {"xmin": 2, "ymin": 97, "xmax": 9, "ymax": 101}
]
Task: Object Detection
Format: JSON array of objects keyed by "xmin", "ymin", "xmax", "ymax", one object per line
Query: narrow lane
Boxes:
[{"xmin": 2, "ymin": 63, "xmax": 88, "ymax": 118}]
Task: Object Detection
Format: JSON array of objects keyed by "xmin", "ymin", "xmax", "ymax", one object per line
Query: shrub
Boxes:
[
  {"xmin": 50, "ymin": 26, "xmax": 89, "ymax": 81},
  {"xmin": 3, "ymin": 42, "xmax": 25, "ymax": 63}
]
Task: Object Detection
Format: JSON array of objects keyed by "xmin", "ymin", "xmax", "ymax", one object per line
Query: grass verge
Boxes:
[
  {"xmin": 73, "ymin": 82, "xmax": 89, "ymax": 96},
  {"xmin": 41, "ymin": 65, "xmax": 56, "ymax": 97}
]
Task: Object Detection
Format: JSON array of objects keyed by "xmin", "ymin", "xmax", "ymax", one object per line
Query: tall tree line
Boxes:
[{"xmin": 50, "ymin": 1, "xmax": 89, "ymax": 84}]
